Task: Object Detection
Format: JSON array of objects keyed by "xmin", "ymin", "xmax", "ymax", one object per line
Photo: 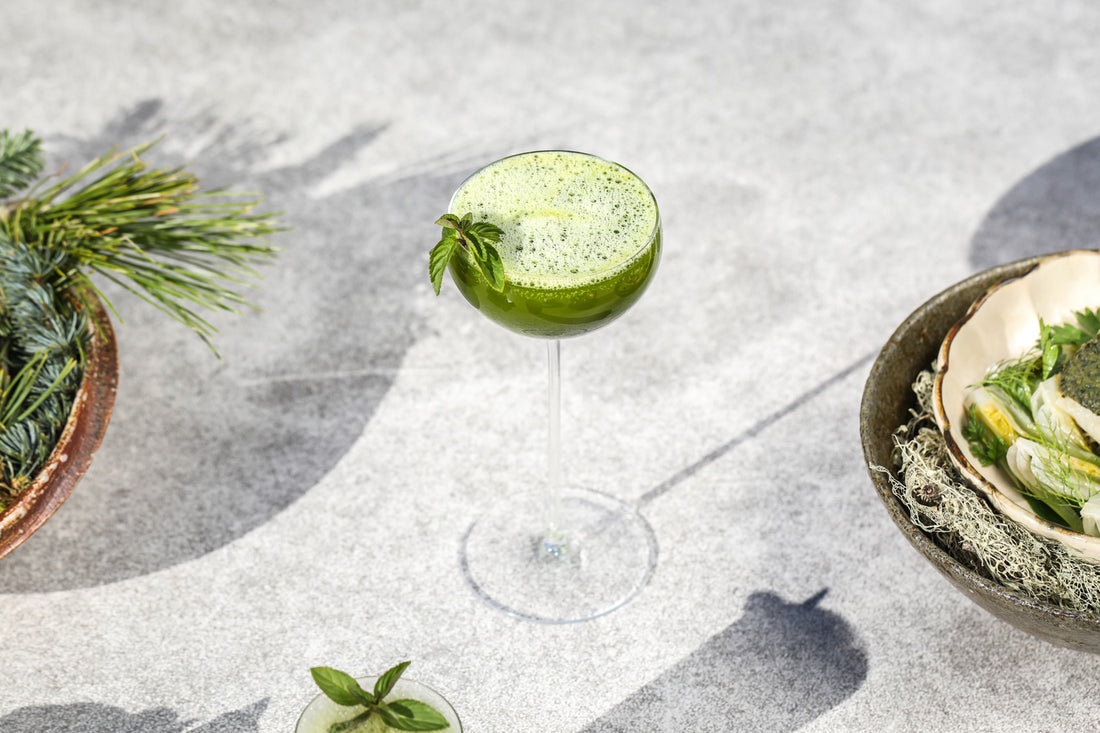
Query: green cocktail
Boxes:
[
  {"xmin": 448, "ymin": 151, "xmax": 661, "ymax": 339},
  {"xmin": 442, "ymin": 150, "xmax": 661, "ymax": 624}
]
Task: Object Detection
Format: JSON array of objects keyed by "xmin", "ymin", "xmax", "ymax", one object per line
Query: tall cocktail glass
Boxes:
[{"xmin": 445, "ymin": 150, "xmax": 660, "ymax": 623}]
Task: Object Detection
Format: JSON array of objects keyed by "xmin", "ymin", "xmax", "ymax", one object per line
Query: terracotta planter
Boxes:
[{"xmin": 0, "ymin": 290, "xmax": 118, "ymax": 559}]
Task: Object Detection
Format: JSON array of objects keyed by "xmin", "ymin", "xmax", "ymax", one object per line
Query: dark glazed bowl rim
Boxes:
[
  {"xmin": 860, "ymin": 254, "xmax": 1100, "ymax": 653},
  {"xmin": 0, "ymin": 287, "xmax": 118, "ymax": 559}
]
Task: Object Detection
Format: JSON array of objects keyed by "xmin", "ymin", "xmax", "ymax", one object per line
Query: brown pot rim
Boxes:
[{"xmin": 0, "ymin": 287, "xmax": 119, "ymax": 559}]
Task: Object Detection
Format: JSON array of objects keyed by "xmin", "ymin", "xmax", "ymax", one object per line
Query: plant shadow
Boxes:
[
  {"xmin": 581, "ymin": 589, "xmax": 867, "ymax": 732},
  {"xmin": 0, "ymin": 699, "xmax": 267, "ymax": 733},
  {"xmin": 0, "ymin": 100, "xmax": 487, "ymax": 591}
]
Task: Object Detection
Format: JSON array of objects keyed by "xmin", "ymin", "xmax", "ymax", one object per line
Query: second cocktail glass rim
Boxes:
[{"xmin": 446, "ymin": 149, "xmax": 661, "ymax": 287}]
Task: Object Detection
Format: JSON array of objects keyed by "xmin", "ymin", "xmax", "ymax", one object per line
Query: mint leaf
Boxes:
[
  {"xmin": 429, "ymin": 232, "xmax": 459, "ymax": 296},
  {"xmin": 429, "ymin": 212, "xmax": 506, "ymax": 294},
  {"xmin": 311, "ymin": 667, "xmax": 374, "ymax": 707},
  {"xmin": 435, "ymin": 213, "xmax": 462, "ymax": 231},
  {"xmin": 477, "ymin": 241, "xmax": 505, "ymax": 291},
  {"xmin": 386, "ymin": 699, "xmax": 450, "ymax": 731},
  {"xmin": 464, "ymin": 229, "xmax": 487, "ymax": 261},
  {"xmin": 374, "ymin": 660, "xmax": 411, "ymax": 700},
  {"xmin": 467, "ymin": 221, "xmax": 503, "ymax": 244}
]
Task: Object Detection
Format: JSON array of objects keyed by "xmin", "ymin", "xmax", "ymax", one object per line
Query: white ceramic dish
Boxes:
[{"xmin": 933, "ymin": 250, "xmax": 1100, "ymax": 564}]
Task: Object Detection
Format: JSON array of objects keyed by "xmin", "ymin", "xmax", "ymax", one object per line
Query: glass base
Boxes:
[{"xmin": 460, "ymin": 488, "xmax": 658, "ymax": 623}]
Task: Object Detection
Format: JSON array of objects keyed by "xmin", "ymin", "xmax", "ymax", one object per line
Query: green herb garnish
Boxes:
[
  {"xmin": 979, "ymin": 308, "xmax": 1100, "ymax": 403},
  {"xmin": 429, "ymin": 213, "xmax": 504, "ymax": 295},
  {"xmin": 959, "ymin": 306, "xmax": 1100, "ymax": 531},
  {"xmin": 309, "ymin": 660, "xmax": 450, "ymax": 732},
  {"xmin": 978, "ymin": 357, "xmax": 1040, "ymax": 412},
  {"xmin": 961, "ymin": 403, "xmax": 1009, "ymax": 466},
  {"xmin": 1039, "ymin": 318, "xmax": 1061, "ymax": 380},
  {"xmin": 1048, "ymin": 306, "xmax": 1100, "ymax": 348}
]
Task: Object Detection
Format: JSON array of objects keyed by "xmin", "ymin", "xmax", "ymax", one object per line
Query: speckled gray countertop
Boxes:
[{"xmin": 4, "ymin": 1, "xmax": 1100, "ymax": 730}]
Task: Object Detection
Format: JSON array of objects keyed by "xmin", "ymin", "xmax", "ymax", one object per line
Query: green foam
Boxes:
[{"xmin": 450, "ymin": 151, "xmax": 658, "ymax": 288}]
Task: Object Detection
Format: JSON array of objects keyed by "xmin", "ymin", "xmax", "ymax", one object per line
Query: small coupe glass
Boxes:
[
  {"xmin": 296, "ymin": 675, "xmax": 462, "ymax": 732},
  {"xmin": 447, "ymin": 150, "xmax": 661, "ymax": 623}
]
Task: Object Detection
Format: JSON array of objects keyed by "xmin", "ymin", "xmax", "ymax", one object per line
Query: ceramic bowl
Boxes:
[
  {"xmin": 0, "ymin": 289, "xmax": 118, "ymax": 559},
  {"xmin": 860, "ymin": 254, "xmax": 1100, "ymax": 652},
  {"xmin": 933, "ymin": 250, "xmax": 1100, "ymax": 563}
]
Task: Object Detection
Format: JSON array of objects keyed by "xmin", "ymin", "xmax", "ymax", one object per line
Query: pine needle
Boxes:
[
  {"xmin": 6, "ymin": 137, "xmax": 283, "ymax": 354},
  {"xmin": 0, "ymin": 130, "xmax": 284, "ymax": 496},
  {"xmin": 0, "ymin": 129, "xmax": 44, "ymax": 199}
]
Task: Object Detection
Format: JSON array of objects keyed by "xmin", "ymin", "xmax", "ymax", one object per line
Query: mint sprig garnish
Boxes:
[
  {"xmin": 429, "ymin": 213, "xmax": 505, "ymax": 295},
  {"xmin": 309, "ymin": 660, "xmax": 450, "ymax": 732}
]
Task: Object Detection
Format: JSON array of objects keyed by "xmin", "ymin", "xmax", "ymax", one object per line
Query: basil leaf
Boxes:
[
  {"xmin": 310, "ymin": 667, "xmax": 373, "ymax": 707},
  {"xmin": 387, "ymin": 701, "xmax": 414, "ymax": 717},
  {"xmin": 374, "ymin": 704, "xmax": 402, "ymax": 727},
  {"xmin": 327, "ymin": 710, "xmax": 375, "ymax": 733},
  {"xmin": 374, "ymin": 660, "xmax": 411, "ymax": 700},
  {"xmin": 386, "ymin": 699, "xmax": 450, "ymax": 731}
]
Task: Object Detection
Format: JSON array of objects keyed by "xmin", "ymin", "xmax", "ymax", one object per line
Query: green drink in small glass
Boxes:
[
  {"xmin": 448, "ymin": 151, "xmax": 661, "ymax": 338},
  {"xmin": 442, "ymin": 151, "xmax": 661, "ymax": 623}
]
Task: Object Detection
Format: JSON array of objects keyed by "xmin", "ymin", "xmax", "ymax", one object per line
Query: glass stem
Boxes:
[{"xmin": 546, "ymin": 339, "xmax": 565, "ymax": 549}]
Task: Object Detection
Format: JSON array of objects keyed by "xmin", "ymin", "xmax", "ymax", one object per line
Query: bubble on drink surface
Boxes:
[{"xmin": 451, "ymin": 151, "xmax": 658, "ymax": 289}]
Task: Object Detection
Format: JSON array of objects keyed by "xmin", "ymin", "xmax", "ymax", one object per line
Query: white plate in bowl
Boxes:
[{"xmin": 933, "ymin": 250, "xmax": 1100, "ymax": 563}]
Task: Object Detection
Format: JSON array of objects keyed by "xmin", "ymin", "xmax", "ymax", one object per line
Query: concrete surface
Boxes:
[{"xmin": 3, "ymin": 0, "xmax": 1100, "ymax": 730}]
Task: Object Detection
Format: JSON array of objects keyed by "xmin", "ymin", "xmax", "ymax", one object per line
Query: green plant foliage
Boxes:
[
  {"xmin": 0, "ymin": 129, "xmax": 282, "ymax": 507},
  {"xmin": 0, "ymin": 129, "xmax": 44, "ymax": 198}
]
